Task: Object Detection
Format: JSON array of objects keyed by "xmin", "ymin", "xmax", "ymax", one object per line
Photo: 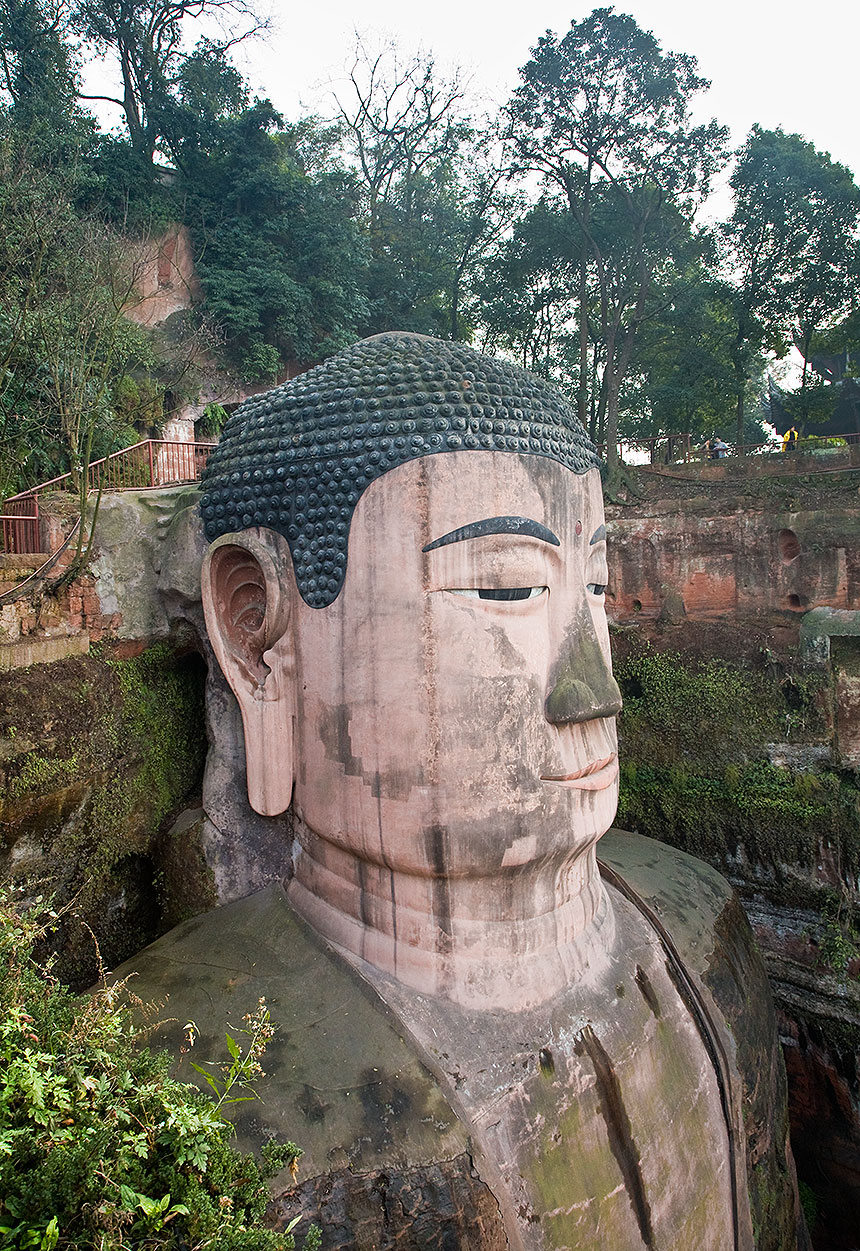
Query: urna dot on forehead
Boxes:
[{"xmin": 200, "ymin": 332, "xmax": 603, "ymax": 608}]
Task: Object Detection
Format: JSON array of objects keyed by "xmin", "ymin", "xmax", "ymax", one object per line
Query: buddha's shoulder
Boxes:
[{"xmin": 599, "ymin": 828, "xmax": 772, "ymax": 1027}]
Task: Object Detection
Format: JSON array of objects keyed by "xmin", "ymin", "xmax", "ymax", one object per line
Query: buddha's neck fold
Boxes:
[{"xmin": 287, "ymin": 816, "xmax": 614, "ymax": 1010}]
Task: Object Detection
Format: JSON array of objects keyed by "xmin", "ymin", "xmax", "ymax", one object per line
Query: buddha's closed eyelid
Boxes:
[
  {"xmin": 586, "ymin": 547, "xmax": 609, "ymax": 597},
  {"xmin": 448, "ymin": 586, "xmax": 548, "ymax": 602}
]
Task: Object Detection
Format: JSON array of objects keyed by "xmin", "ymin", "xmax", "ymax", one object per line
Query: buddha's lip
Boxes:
[{"xmin": 541, "ymin": 755, "xmax": 618, "ymax": 790}]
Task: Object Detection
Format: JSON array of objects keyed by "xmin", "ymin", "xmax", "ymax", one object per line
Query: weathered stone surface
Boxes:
[
  {"xmin": 90, "ymin": 491, "xmax": 188, "ymax": 640},
  {"xmin": 114, "ymin": 833, "xmax": 803, "ymax": 1251},
  {"xmin": 0, "ymin": 631, "xmax": 90, "ymax": 671},
  {"xmin": 112, "ymin": 886, "xmax": 495, "ymax": 1246},
  {"xmin": 0, "ymin": 647, "xmax": 207, "ymax": 987},
  {"xmin": 124, "ymin": 224, "xmax": 201, "ymax": 329},
  {"xmin": 604, "ymin": 469, "xmax": 860, "ymax": 1249},
  {"xmin": 199, "ymin": 661, "xmax": 291, "ymax": 901},
  {"xmin": 781, "ymin": 1014, "xmax": 860, "ymax": 1251},
  {"xmin": 273, "ymin": 1156, "xmax": 508, "ymax": 1251},
  {"xmin": 606, "ymin": 509, "xmax": 860, "ymax": 625}
]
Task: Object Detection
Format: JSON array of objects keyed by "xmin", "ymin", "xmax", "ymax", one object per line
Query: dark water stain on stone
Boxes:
[
  {"xmin": 635, "ymin": 965, "xmax": 662, "ymax": 1019},
  {"xmin": 297, "ymin": 1083, "xmax": 330, "ymax": 1123},
  {"xmin": 576, "ymin": 1025, "xmax": 655, "ymax": 1249},
  {"xmin": 424, "ymin": 823, "xmax": 453, "ymax": 955},
  {"xmin": 358, "ymin": 1068, "xmax": 420, "ymax": 1152},
  {"xmin": 319, "ymin": 703, "xmax": 363, "ymax": 776}
]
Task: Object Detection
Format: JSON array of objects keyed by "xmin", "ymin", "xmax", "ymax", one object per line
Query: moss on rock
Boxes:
[
  {"xmin": 0, "ymin": 644, "xmax": 207, "ymax": 986},
  {"xmin": 615, "ymin": 646, "xmax": 860, "ymax": 890}
]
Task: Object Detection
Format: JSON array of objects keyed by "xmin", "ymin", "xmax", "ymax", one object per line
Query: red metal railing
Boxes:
[
  {"xmin": 2, "ymin": 439, "xmax": 216, "ymax": 554},
  {"xmin": 1, "ymin": 496, "xmax": 40, "ymax": 554}
]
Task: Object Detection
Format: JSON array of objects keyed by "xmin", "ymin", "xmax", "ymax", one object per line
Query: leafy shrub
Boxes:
[
  {"xmin": 195, "ymin": 403, "xmax": 229, "ymax": 439},
  {"xmin": 0, "ymin": 893, "xmax": 319, "ymax": 1250},
  {"xmin": 614, "ymin": 648, "xmax": 860, "ymax": 871}
]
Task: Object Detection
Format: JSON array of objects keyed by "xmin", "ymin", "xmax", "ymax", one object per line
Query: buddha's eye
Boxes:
[
  {"xmin": 449, "ymin": 586, "xmax": 547, "ymax": 601},
  {"xmin": 587, "ymin": 582, "xmax": 607, "ymax": 596}
]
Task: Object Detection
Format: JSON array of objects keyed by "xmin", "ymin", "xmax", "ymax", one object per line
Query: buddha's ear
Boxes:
[{"xmin": 201, "ymin": 531, "xmax": 295, "ymax": 816}]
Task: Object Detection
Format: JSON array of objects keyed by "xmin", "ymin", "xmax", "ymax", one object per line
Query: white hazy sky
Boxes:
[{"xmin": 230, "ymin": 0, "xmax": 859, "ymax": 194}]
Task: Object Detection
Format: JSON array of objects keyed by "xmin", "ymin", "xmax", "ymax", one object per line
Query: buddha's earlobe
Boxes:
[{"xmin": 202, "ymin": 531, "xmax": 295, "ymax": 816}]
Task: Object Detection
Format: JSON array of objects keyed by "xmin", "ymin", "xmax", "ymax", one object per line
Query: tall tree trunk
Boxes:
[
  {"xmin": 798, "ymin": 324, "xmax": 813, "ymax": 431},
  {"xmin": 577, "ymin": 254, "xmax": 589, "ymax": 428},
  {"xmin": 733, "ymin": 332, "xmax": 746, "ymax": 454},
  {"xmin": 450, "ymin": 279, "xmax": 460, "ymax": 341},
  {"xmin": 589, "ymin": 344, "xmax": 601, "ymax": 441},
  {"xmin": 603, "ymin": 369, "xmax": 620, "ymax": 474}
]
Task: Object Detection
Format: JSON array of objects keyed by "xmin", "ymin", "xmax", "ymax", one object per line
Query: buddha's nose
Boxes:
[{"xmin": 545, "ymin": 612, "xmax": 623, "ymax": 725}]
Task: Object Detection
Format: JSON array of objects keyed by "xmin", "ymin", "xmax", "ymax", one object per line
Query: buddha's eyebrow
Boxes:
[
  {"xmin": 423, "ymin": 516, "xmax": 561, "ymax": 552},
  {"xmin": 590, "ymin": 525, "xmax": 606, "ymax": 545}
]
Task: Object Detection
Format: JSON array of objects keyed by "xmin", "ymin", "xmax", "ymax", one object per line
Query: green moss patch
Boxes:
[
  {"xmin": 615, "ymin": 647, "xmax": 860, "ymax": 878},
  {"xmin": 0, "ymin": 645, "xmax": 207, "ymax": 985}
]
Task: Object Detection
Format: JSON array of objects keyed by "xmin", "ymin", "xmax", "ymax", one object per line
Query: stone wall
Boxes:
[{"xmin": 0, "ymin": 544, "xmax": 123, "ymax": 673}]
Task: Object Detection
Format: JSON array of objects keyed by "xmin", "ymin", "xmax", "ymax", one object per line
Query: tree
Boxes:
[
  {"xmin": 431, "ymin": 126, "xmax": 519, "ymax": 341},
  {"xmin": 724, "ymin": 126, "xmax": 860, "ymax": 440},
  {"xmin": 0, "ymin": 0, "xmax": 77, "ymax": 120},
  {"xmin": 333, "ymin": 37, "xmax": 468, "ymax": 241},
  {"xmin": 0, "ymin": 119, "xmax": 161, "ymax": 562},
  {"xmin": 73, "ymin": 0, "xmax": 265, "ymax": 165},
  {"xmin": 477, "ymin": 198, "xmax": 581, "ymax": 380},
  {"xmin": 332, "ymin": 37, "xmax": 490, "ymax": 337},
  {"xmin": 507, "ymin": 7, "xmax": 728, "ymax": 489},
  {"xmin": 622, "ymin": 266, "xmax": 768, "ymax": 446},
  {"xmin": 183, "ymin": 103, "xmax": 369, "ymax": 379}
]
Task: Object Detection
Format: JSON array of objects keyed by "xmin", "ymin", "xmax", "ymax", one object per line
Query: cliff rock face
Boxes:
[{"xmin": 606, "ymin": 464, "xmax": 860, "ymax": 1248}]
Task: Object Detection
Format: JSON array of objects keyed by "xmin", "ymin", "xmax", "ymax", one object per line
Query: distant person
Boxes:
[
  {"xmin": 707, "ymin": 435, "xmax": 728, "ymax": 459},
  {"xmin": 782, "ymin": 426, "xmax": 799, "ymax": 453}
]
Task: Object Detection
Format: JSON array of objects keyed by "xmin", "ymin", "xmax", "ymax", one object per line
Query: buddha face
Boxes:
[{"xmin": 204, "ymin": 450, "xmax": 622, "ymax": 883}]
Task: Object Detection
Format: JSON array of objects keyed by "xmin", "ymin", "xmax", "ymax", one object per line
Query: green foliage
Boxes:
[
  {"xmin": 1, "ymin": 646, "xmax": 207, "ymax": 984},
  {"xmin": 8, "ymin": 754, "xmax": 79, "ymax": 803},
  {"xmin": 622, "ymin": 266, "xmax": 768, "ymax": 444},
  {"xmin": 196, "ymin": 402, "xmax": 229, "ymax": 438},
  {"xmin": 615, "ymin": 648, "xmax": 860, "ymax": 869},
  {"xmin": 183, "ymin": 104, "xmax": 368, "ymax": 378},
  {"xmin": 507, "ymin": 7, "xmax": 728, "ymax": 466},
  {"xmin": 71, "ymin": 0, "xmax": 262, "ymax": 168},
  {"xmin": 797, "ymin": 1180, "xmax": 819, "ymax": 1231},
  {"xmin": 333, "ymin": 37, "xmax": 484, "ymax": 340},
  {"xmin": 0, "ymin": 892, "xmax": 317, "ymax": 1249},
  {"xmin": 1, "ymin": 2, "xmax": 858, "ymax": 478},
  {"xmin": 817, "ymin": 896, "xmax": 860, "ymax": 981},
  {"xmin": 478, "ymin": 198, "xmax": 581, "ymax": 380},
  {"xmin": 723, "ymin": 125, "xmax": 860, "ymax": 442},
  {"xmin": 616, "ymin": 649, "xmax": 802, "ymax": 762},
  {"xmin": 0, "ymin": 120, "xmax": 164, "ymax": 497}
]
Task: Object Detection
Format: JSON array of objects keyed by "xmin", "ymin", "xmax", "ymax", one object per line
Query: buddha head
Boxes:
[{"xmin": 199, "ymin": 333, "xmax": 622, "ymax": 1007}]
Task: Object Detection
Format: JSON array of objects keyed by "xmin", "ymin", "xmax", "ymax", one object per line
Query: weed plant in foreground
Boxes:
[{"xmin": 0, "ymin": 892, "xmax": 320, "ymax": 1250}]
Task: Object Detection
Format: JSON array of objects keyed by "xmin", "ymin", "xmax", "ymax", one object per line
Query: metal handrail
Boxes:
[
  {"xmin": 2, "ymin": 438, "xmax": 216, "ymax": 554},
  {"xmin": 603, "ymin": 430, "xmax": 860, "ymax": 465}
]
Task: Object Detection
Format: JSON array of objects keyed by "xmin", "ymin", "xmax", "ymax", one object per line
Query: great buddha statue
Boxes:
[{"xmin": 121, "ymin": 334, "xmax": 805, "ymax": 1250}]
